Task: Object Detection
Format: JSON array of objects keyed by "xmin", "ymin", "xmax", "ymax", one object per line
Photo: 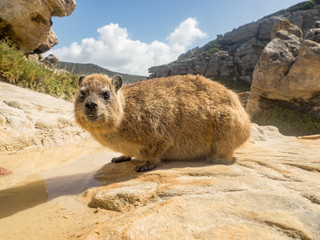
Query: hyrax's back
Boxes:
[{"xmin": 120, "ymin": 74, "xmax": 251, "ymax": 164}]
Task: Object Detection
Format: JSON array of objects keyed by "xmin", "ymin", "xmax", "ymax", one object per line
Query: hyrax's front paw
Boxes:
[
  {"xmin": 210, "ymin": 156, "xmax": 236, "ymax": 165},
  {"xmin": 111, "ymin": 155, "xmax": 132, "ymax": 163},
  {"xmin": 134, "ymin": 161, "xmax": 157, "ymax": 172}
]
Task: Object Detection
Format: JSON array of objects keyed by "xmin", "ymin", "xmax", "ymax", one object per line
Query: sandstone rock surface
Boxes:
[
  {"xmin": 0, "ymin": 81, "xmax": 87, "ymax": 152},
  {"xmin": 0, "ymin": 0, "xmax": 76, "ymax": 53},
  {"xmin": 247, "ymin": 18, "xmax": 320, "ymax": 119},
  {"xmin": 78, "ymin": 124, "xmax": 320, "ymax": 240}
]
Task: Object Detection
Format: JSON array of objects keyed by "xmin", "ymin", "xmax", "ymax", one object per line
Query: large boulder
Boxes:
[
  {"xmin": 247, "ymin": 18, "xmax": 320, "ymax": 119},
  {"xmin": 305, "ymin": 20, "xmax": 320, "ymax": 43},
  {"xmin": 222, "ymin": 21, "xmax": 260, "ymax": 45},
  {"xmin": 43, "ymin": 53, "xmax": 59, "ymax": 68},
  {"xmin": 0, "ymin": 0, "xmax": 76, "ymax": 53},
  {"xmin": 234, "ymin": 43, "xmax": 265, "ymax": 82},
  {"xmin": 206, "ymin": 51, "xmax": 236, "ymax": 78}
]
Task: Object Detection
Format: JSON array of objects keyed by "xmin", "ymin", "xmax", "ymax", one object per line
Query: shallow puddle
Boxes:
[
  {"xmin": 0, "ymin": 142, "xmax": 123, "ymax": 240},
  {"xmin": 40, "ymin": 153, "xmax": 107, "ymax": 201},
  {"xmin": 0, "ymin": 144, "xmax": 119, "ymax": 219}
]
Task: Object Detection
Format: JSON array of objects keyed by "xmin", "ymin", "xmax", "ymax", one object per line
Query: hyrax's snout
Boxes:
[
  {"xmin": 85, "ymin": 99, "xmax": 98, "ymax": 110},
  {"xmin": 84, "ymin": 99, "xmax": 99, "ymax": 121}
]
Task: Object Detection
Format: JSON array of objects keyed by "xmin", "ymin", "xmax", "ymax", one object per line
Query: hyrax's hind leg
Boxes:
[
  {"xmin": 209, "ymin": 107, "xmax": 250, "ymax": 165},
  {"xmin": 111, "ymin": 155, "xmax": 132, "ymax": 163},
  {"xmin": 209, "ymin": 148, "xmax": 236, "ymax": 165},
  {"xmin": 209, "ymin": 132, "xmax": 238, "ymax": 165}
]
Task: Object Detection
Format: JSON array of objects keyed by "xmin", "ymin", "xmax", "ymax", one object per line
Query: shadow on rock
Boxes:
[
  {"xmin": 0, "ymin": 175, "xmax": 47, "ymax": 219},
  {"xmin": 87, "ymin": 159, "xmax": 235, "ymax": 212},
  {"xmin": 94, "ymin": 158, "xmax": 219, "ymax": 184},
  {"xmin": 0, "ymin": 172, "xmax": 100, "ymax": 219}
]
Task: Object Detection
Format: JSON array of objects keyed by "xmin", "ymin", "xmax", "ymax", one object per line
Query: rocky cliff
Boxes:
[
  {"xmin": 0, "ymin": 0, "xmax": 76, "ymax": 54},
  {"xmin": 149, "ymin": 2, "xmax": 320, "ymax": 82}
]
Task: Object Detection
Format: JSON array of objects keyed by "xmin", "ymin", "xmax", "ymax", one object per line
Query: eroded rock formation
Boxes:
[
  {"xmin": 246, "ymin": 19, "xmax": 320, "ymax": 119},
  {"xmin": 0, "ymin": 0, "xmax": 76, "ymax": 53}
]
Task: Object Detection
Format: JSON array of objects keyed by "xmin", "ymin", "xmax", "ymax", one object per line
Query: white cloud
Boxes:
[
  {"xmin": 51, "ymin": 18, "xmax": 208, "ymax": 75},
  {"xmin": 167, "ymin": 18, "xmax": 208, "ymax": 53}
]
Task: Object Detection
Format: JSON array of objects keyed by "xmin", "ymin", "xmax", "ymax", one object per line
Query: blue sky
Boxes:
[{"xmin": 50, "ymin": 0, "xmax": 303, "ymax": 75}]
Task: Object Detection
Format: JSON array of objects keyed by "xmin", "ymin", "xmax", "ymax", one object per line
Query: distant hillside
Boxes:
[
  {"xmin": 149, "ymin": 0, "xmax": 320, "ymax": 82},
  {"xmin": 263, "ymin": 0, "xmax": 320, "ymax": 19},
  {"xmin": 58, "ymin": 61, "xmax": 147, "ymax": 84}
]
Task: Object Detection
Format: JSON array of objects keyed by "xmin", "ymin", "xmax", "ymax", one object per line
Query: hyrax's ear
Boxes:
[
  {"xmin": 78, "ymin": 75, "xmax": 86, "ymax": 87},
  {"xmin": 112, "ymin": 75, "xmax": 123, "ymax": 92}
]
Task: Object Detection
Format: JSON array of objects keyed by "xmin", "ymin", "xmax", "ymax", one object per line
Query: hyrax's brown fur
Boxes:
[{"xmin": 74, "ymin": 74, "xmax": 251, "ymax": 172}]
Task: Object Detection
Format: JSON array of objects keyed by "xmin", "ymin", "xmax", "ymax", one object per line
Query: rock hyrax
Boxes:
[{"xmin": 74, "ymin": 74, "xmax": 251, "ymax": 172}]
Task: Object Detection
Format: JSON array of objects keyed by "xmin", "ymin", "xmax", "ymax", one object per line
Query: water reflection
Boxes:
[{"xmin": 44, "ymin": 172, "xmax": 99, "ymax": 200}]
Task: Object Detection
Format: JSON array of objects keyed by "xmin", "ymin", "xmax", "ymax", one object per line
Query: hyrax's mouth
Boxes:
[
  {"xmin": 86, "ymin": 114, "xmax": 98, "ymax": 122},
  {"xmin": 85, "ymin": 113, "xmax": 103, "ymax": 122}
]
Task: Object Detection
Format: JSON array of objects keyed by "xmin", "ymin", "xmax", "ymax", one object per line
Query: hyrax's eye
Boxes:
[
  {"xmin": 102, "ymin": 91, "xmax": 110, "ymax": 100},
  {"xmin": 79, "ymin": 90, "xmax": 85, "ymax": 98}
]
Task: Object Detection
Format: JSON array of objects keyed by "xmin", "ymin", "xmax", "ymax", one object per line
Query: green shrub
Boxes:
[
  {"xmin": 286, "ymin": 1, "xmax": 315, "ymax": 12},
  {"xmin": 263, "ymin": 1, "xmax": 316, "ymax": 19},
  {"xmin": 252, "ymin": 106, "xmax": 320, "ymax": 136},
  {"xmin": 212, "ymin": 77, "xmax": 251, "ymax": 93},
  {"xmin": 0, "ymin": 40, "xmax": 77, "ymax": 101}
]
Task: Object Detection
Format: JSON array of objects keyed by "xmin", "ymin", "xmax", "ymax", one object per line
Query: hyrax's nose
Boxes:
[{"xmin": 85, "ymin": 100, "xmax": 97, "ymax": 110}]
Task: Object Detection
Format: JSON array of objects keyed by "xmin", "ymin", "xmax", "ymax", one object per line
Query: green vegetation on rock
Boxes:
[
  {"xmin": 252, "ymin": 105, "xmax": 320, "ymax": 136},
  {"xmin": 0, "ymin": 41, "xmax": 77, "ymax": 100},
  {"xmin": 197, "ymin": 40, "xmax": 223, "ymax": 56},
  {"xmin": 212, "ymin": 77, "xmax": 251, "ymax": 93},
  {"xmin": 213, "ymin": 77, "xmax": 320, "ymax": 136},
  {"xmin": 263, "ymin": 0, "xmax": 319, "ymax": 19}
]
